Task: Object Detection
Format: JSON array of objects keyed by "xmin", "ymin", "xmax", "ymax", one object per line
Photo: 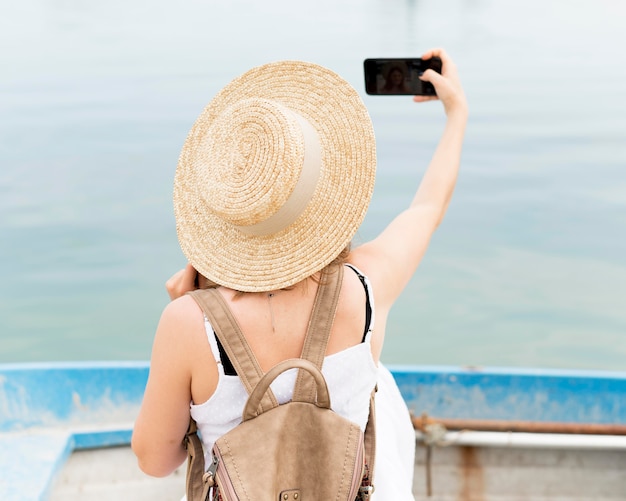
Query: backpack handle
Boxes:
[{"xmin": 243, "ymin": 358, "xmax": 331, "ymax": 421}]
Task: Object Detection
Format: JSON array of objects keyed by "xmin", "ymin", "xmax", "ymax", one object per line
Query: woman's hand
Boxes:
[
  {"xmin": 415, "ymin": 48, "xmax": 467, "ymax": 119},
  {"xmin": 165, "ymin": 263, "xmax": 198, "ymax": 300}
]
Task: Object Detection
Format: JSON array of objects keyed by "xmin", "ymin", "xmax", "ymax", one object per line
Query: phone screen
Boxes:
[{"xmin": 363, "ymin": 58, "xmax": 442, "ymax": 96}]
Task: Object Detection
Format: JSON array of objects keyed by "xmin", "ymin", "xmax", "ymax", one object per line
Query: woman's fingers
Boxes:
[
  {"xmin": 413, "ymin": 95, "xmax": 438, "ymax": 103},
  {"xmin": 165, "ymin": 263, "xmax": 198, "ymax": 300},
  {"xmin": 421, "ymin": 47, "xmax": 445, "ymax": 61},
  {"xmin": 415, "ymin": 49, "xmax": 467, "ymax": 117}
]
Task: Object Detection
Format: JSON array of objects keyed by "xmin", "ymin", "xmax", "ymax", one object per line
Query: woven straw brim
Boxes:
[{"xmin": 174, "ymin": 61, "xmax": 376, "ymax": 292}]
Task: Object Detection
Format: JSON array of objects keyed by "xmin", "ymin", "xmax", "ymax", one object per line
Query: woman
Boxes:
[
  {"xmin": 380, "ymin": 65, "xmax": 411, "ymax": 94},
  {"xmin": 132, "ymin": 48, "xmax": 467, "ymax": 499}
]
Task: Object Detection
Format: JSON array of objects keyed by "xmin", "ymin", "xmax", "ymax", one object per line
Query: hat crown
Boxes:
[{"xmin": 193, "ymin": 98, "xmax": 318, "ymax": 231}]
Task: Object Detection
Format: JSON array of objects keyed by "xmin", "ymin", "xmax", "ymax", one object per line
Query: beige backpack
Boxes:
[{"xmin": 184, "ymin": 265, "xmax": 376, "ymax": 500}]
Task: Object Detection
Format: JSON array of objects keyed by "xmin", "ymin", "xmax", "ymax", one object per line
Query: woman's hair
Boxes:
[
  {"xmin": 313, "ymin": 242, "xmax": 351, "ymax": 286},
  {"xmin": 199, "ymin": 243, "xmax": 352, "ymax": 293}
]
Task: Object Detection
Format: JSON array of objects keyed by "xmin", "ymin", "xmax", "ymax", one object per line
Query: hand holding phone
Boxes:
[{"xmin": 363, "ymin": 57, "xmax": 442, "ymax": 96}]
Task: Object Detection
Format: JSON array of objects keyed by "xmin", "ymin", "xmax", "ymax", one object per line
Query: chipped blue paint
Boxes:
[
  {"xmin": 0, "ymin": 361, "xmax": 149, "ymax": 432},
  {"xmin": 391, "ymin": 365, "xmax": 626, "ymax": 424}
]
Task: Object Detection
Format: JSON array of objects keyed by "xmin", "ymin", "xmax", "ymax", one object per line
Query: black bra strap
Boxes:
[
  {"xmin": 215, "ymin": 337, "xmax": 236, "ymax": 376},
  {"xmin": 345, "ymin": 264, "xmax": 372, "ymax": 342}
]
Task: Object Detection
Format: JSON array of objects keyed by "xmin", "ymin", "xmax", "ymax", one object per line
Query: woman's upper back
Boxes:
[
  {"xmin": 186, "ymin": 264, "xmax": 378, "ymax": 451},
  {"xmin": 184, "ymin": 263, "xmax": 374, "ymax": 407}
]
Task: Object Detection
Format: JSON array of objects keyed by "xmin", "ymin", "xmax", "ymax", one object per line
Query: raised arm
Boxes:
[{"xmin": 350, "ymin": 48, "xmax": 468, "ymax": 313}]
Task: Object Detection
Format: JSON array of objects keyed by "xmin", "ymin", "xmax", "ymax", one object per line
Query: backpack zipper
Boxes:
[
  {"xmin": 348, "ymin": 438, "xmax": 366, "ymax": 500},
  {"xmin": 212, "ymin": 446, "xmax": 240, "ymax": 500}
]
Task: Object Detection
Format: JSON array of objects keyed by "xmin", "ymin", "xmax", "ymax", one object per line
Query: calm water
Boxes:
[{"xmin": 1, "ymin": 0, "xmax": 625, "ymax": 370}]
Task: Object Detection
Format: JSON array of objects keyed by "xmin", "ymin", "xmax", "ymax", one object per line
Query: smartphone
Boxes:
[{"xmin": 363, "ymin": 57, "xmax": 442, "ymax": 96}]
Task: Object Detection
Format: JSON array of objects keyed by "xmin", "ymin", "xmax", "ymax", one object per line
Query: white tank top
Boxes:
[{"xmin": 189, "ymin": 264, "xmax": 378, "ymax": 458}]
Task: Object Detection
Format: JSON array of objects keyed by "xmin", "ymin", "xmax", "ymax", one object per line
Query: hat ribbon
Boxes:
[{"xmin": 235, "ymin": 111, "xmax": 322, "ymax": 237}]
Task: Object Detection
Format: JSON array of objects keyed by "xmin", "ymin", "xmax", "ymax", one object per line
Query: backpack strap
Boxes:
[
  {"xmin": 183, "ymin": 419, "xmax": 211, "ymax": 501},
  {"xmin": 185, "ymin": 288, "xmax": 278, "ymax": 501},
  {"xmin": 187, "ymin": 288, "xmax": 279, "ymax": 412},
  {"xmin": 292, "ymin": 263, "xmax": 377, "ymax": 492},
  {"xmin": 292, "ymin": 264, "xmax": 344, "ymax": 403}
]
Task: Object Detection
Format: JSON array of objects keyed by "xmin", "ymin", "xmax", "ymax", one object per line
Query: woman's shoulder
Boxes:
[
  {"xmin": 347, "ymin": 246, "xmax": 397, "ymax": 313},
  {"xmin": 157, "ymin": 294, "xmax": 207, "ymax": 345},
  {"xmin": 346, "ymin": 248, "xmax": 384, "ymax": 290},
  {"xmin": 162, "ymin": 293, "xmax": 203, "ymax": 319},
  {"xmin": 339, "ymin": 263, "xmax": 369, "ymax": 303}
]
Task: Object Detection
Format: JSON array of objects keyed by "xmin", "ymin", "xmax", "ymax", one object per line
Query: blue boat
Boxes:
[{"xmin": 1, "ymin": 362, "xmax": 625, "ymax": 500}]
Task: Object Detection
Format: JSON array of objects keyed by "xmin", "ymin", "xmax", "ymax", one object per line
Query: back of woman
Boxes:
[{"xmin": 132, "ymin": 49, "xmax": 467, "ymax": 500}]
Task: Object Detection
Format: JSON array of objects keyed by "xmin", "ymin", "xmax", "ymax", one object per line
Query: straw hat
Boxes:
[{"xmin": 174, "ymin": 61, "xmax": 376, "ymax": 292}]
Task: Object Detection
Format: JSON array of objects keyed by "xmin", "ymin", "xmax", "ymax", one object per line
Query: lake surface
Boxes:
[{"xmin": 1, "ymin": 0, "xmax": 625, "ymax": 370}]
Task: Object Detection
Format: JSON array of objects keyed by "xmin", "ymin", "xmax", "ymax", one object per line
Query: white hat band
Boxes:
[{"xmin": 235, "ymin": 111, "xmax": 322, "ymax": 236}]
